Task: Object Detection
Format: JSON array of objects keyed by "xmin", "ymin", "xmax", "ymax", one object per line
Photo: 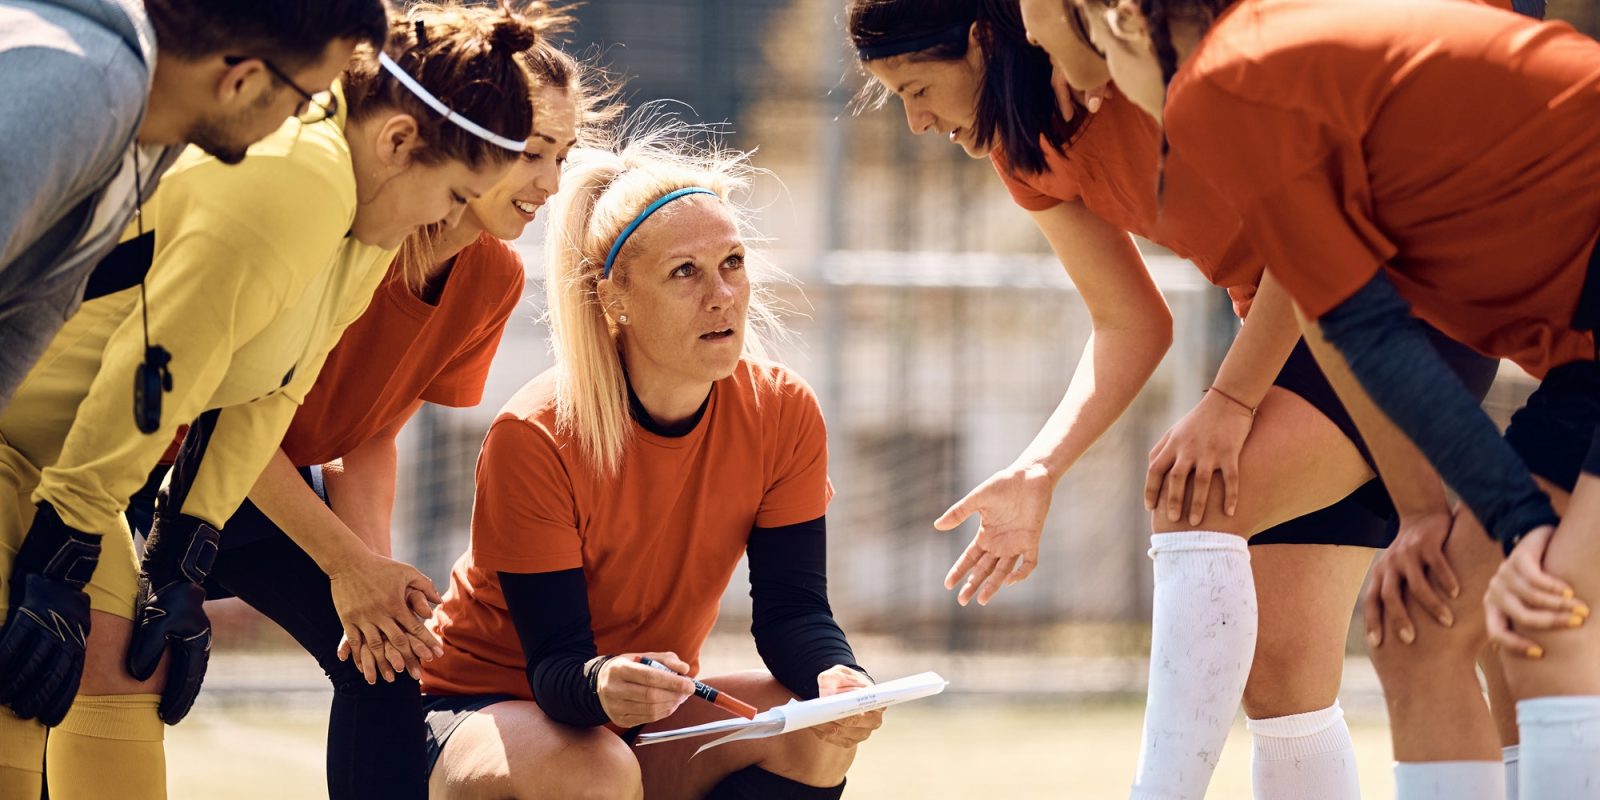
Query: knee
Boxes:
[
  {"xmin": 1368, "ymin": 618, "xmax": 1488, "ymax": 682},
  {"xmin": 325, "ymin": 658, "xmax": 418, "ymax": 698},
  {"xmin": 1242, "ymin": 670, "xmax": 1334, "ymax": 721},
  {"xmin": 759, "ymin": 728, "xmax": 854, "ymax": 788},
  {"xmin": 1242, "ymin": 635, "xmax": 1344, "ymax": 719},
  {"xmin": 512, "ymin": 727, "xmax": 641, "ymax": 800}
]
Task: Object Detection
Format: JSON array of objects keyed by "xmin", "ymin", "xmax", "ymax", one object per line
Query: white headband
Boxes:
[{"xmin": 376, "ymin": 52, "xmax": 527, "ymax": 153}]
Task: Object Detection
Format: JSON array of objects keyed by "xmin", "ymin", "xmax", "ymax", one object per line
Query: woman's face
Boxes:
[
  {"xmin": 862, "ymin": 29, "xmax": 992, "ymax": 158},
  {"xmin": 351, "ymin": 117, "xmax": 511, "ymax": 249},
  {"xmin": 601, "ymin": 196, "xmax": 750, "ymax": 388},
  {"xmin": 463, "ymin": 85, "xmax": 579, "ymax": 241},
  {"xmin": 1072, "ymin": 0, "xmax": 1166, "ymax": 120},
  {"xmin": 1019, "ymin": 0, "xmax": 1113, "ymax": 95}
]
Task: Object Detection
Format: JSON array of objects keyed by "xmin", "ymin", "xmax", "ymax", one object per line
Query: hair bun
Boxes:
[{"xmin": 488, "ymin": 17, "xmax": 540, "ymax": 53}]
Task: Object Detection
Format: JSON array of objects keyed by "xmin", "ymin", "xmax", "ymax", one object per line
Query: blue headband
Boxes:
[{"xmin": 601, "ymin": 187, "xmax": 718, "ymax": 279}]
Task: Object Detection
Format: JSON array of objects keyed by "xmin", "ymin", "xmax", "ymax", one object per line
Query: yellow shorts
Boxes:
[{"xmin": 0, "ymin": 439, "xmax": 139, "ymax": 621}]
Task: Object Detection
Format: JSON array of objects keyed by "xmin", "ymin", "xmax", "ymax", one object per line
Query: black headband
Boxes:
[{"xmin": 855, "ymin": 21, "xmax": 972, "ymax": 61}]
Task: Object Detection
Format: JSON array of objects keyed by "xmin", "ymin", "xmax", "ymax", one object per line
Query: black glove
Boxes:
[
  {"xmin": 125, "ymin": 511, "xmax": 218, "ymax": 724},
  {"xmin": 0, "ymin": 502, "xmax": 102, "ymax": 726}
]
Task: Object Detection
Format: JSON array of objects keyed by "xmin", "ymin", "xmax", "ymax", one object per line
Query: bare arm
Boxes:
[
  {"xmin": 1298, "ymin": 313, "xmax": 1449, "ymax": 518},
  {"xmin": 247, "ymin": 403, "xmax": 441, "ymax": 681},
  {"xmin": 1298, "ymin": 305, "xmax": 1467, "ymax": 645},
  {"xmin": 1003, "ymin": 200, "xmax": 1174, "ymax": 479},
  {"xmin": 320, "ymin": 400, "xmax": 421, "ymax": 557},
  {"xmin": 1212, "ymin": 270, "xmax": 1300, "ymax": 407},
  {"xmin": 249, "ymin": 446, "xmax": 373, "ymax": 572},
  {"xmin": 938, "ymin": 200, "xmax": 1171, "ymax": 605},
  {"xmin": 1144, "ymin": 270, "xmax": 1303, "ymax": 523}
]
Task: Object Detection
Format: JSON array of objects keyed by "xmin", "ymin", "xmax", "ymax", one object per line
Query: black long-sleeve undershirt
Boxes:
[
  {"xmin": 1317, "ymin": 271, "xmax": 1561, "ymax": 552},
  {"xmin": 498, "ymin": 567, "xmax": 610, "ymax": 727},
  {"xmin": 498, "ymin": 515, "xmax": 863, "ymax": 727},
  {"xmin": 746, "ymin": 516, "xmax": 864, "ymax": 700}
]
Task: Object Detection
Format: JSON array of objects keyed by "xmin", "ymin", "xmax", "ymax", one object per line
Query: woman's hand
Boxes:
[
  {"xmin": 1486, "ymin": 525, "xmax": 1589, "ymax": 658},
  {"xmin": 1363, "ymin": 511, "xmax": 1460, "ymax": 648},
  {"xmin": 809, "ymin": 665, "xmax": 883, "ymax": 749},
  {"xmin": 596, "ymin": 652, "xmax": 694, "ymax": 728},
  {"xmin": 329, "ymin": 550, "xmax": 443, "ymax": 682},
  {"xmin": 1145, "ymin": 389, "xmax": 1254, "ymax": 526},
  {"xmin": 935, "ymin": 463, "xmax": 1054, "ymax": 606}
]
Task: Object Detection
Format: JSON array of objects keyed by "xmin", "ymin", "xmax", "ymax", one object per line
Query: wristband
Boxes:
[{"xmin": 1204, "ymin": 385, "xmax": 1258, "ymax": 416}]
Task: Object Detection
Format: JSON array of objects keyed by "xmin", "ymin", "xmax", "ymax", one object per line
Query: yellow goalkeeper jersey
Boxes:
[{"xmin": 2, "ymin": 82, "xmax": 394, "ymax": 533}]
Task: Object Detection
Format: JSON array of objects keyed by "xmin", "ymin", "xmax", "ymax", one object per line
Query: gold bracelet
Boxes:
[{"xmin": 1204, "ymin": 385, "xmax": 1258, "ymax": 416}]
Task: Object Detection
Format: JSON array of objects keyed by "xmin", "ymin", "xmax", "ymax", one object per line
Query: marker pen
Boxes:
[{"xmin": 635, "ymin": 656, "xmax": 759, "ymax": 720}]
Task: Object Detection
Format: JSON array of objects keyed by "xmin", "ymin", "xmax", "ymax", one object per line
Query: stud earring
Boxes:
[{"xmin": 618, "ymin": 314, "xmax": 629, "ymax": 324}]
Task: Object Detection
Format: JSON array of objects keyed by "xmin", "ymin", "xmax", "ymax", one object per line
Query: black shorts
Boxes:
[
  {"xmin": 1505, "ymin": 359, "xmax": 1600, "ymax": 493},
  {"xmin": 1502, "ymin": 233, "xmax": 1600, "ymax": 493},
  {"xmin": 421, "ymin": 693, "xmax": 519, "ymax": 778},
  {"xmin": 1250, "ymin": 325, "xmax": 1500, "ymax": 549},
  {"xmin": 421, "ymin": 693, "xmax": 644, "ymax": 778}
]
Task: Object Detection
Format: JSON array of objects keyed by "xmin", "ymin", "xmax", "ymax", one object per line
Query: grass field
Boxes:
[{"xmin": 167, "ymin": 698, "xmax": 1403, "ymax": 799}]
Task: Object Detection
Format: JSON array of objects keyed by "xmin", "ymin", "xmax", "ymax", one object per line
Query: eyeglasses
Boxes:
[{"xmin": 223, "ymin": 55, "xmax": 339, "ymax": 124}]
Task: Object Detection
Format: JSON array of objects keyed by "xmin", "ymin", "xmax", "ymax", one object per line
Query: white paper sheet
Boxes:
[{"xmin": 634, "ymin": 671, "xmax": 948, "ymax": 755}]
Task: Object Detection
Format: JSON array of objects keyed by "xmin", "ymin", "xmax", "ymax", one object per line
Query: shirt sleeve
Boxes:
[
  {"xmin": 422, "ymin": 260, "xmax": 524, "ymax": 408},
  {"xmin": 470, "ymin": 417, "xmax": 585, "ymax": 574},
  {"xmin": 1166, "ymin": 78, "xmax": 1397, "ymax": 320},
  {"xmin": 989, "ymin": 151, "xmax": 1066, "ymax": 212},
  {"xmin": 33, "ymin": 143, "xmax": 352, "ymax": 535},
  {"xmin": 0, "ymin": 44, "xmax": 139, "ymax": 272},
  {"xmin": 755, "ymin": 374, "xmax": 833, "ymax": 528}
]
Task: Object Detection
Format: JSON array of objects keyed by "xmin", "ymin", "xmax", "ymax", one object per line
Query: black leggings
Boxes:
[{"xmin": 132, "ymin": 466, "xmax": 429, "ymax": 800}]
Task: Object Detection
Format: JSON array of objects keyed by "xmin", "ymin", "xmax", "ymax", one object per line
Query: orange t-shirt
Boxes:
[
  {"xmin": 990, "ymin": 93, "xmax": 1263, "ymax": 317},
  {"xmin": 420, "ymin": 360, "xmax": 834, "ymax": 699},
  {"xmin": 1166, "ymin": 0, "xmax": 1600, "ymax": 377},
  {"xmin": 278, "ymin": 232, "xmax": 524, "ymax": 465}
]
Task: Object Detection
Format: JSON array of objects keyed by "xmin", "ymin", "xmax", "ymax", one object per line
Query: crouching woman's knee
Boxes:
[
  {"xmin": 525, "ymin": 727, "xmax": 643, "ymax": 800},
  {"xmin": 438, "ymin": 718, "xmax": 643, "ymax": 800}
]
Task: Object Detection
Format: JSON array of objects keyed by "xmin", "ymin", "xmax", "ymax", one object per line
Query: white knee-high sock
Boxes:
[
  {"xmin": 1131, "ymin": 531, "xmax": 1257, "ymax": 800},
  {"xmin": 1517, "ymin": 696, "xmax": 1600, "ymax": 799},
  {"xmin": 1247, "ymin": 702, "xmax": 1361, "ymax": 800},
  {"xmin": 1503, "ymin": 745, "xmax": 1519, "ymax": 800},
  {"xmin": 1394, "ymin": 762, "xmax": 1505, "ymax": 800}
]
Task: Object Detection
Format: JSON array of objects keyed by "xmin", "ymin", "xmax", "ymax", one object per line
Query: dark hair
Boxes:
[
  {"xmin": 847, "ymin": 0, "xmax": 1082, "ymax": 175},
  {"xmin": 341, "ymin": 2, "xmax": 571, "ymax": 171},
  {"xmin": 1135, "ymin": 0, "xmax": 1233, "ymax": 93},
  {"xmin": 394, "ymin": 37, "xmax": 623, "ymax": 290},
  {"xmin": 144, "ymin": 0, "xmax": 389, "ymax": 71}
]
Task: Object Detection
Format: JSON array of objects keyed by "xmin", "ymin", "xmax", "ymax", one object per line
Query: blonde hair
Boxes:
[{"xmin": 545, "ymin": 117, "xmax": 786, "ymax": 477}]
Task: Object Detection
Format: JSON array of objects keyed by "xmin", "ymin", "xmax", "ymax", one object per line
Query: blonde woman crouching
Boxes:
[{"xmin": 418, "ymin": 126, "xmax": 884, "ymax": 799}]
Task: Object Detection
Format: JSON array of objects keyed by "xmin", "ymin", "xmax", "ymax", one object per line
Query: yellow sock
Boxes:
[
  {"xmin": 0, "ymin": 709, "xmax": 45, "ymax": 799},
  {"xmin": 45, "ymin": 693, "xmax": 165, "ymax": 800}
]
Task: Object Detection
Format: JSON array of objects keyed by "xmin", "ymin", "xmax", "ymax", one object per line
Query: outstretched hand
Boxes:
[{"xmin": 936, "ymin": 464, "xmax": 1053, "ymax": 606}]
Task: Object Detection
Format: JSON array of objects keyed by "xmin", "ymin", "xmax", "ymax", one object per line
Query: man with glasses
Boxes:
[{"xmin": 0, "ymin": 0, "xmax": 389, "ymax": 418}]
